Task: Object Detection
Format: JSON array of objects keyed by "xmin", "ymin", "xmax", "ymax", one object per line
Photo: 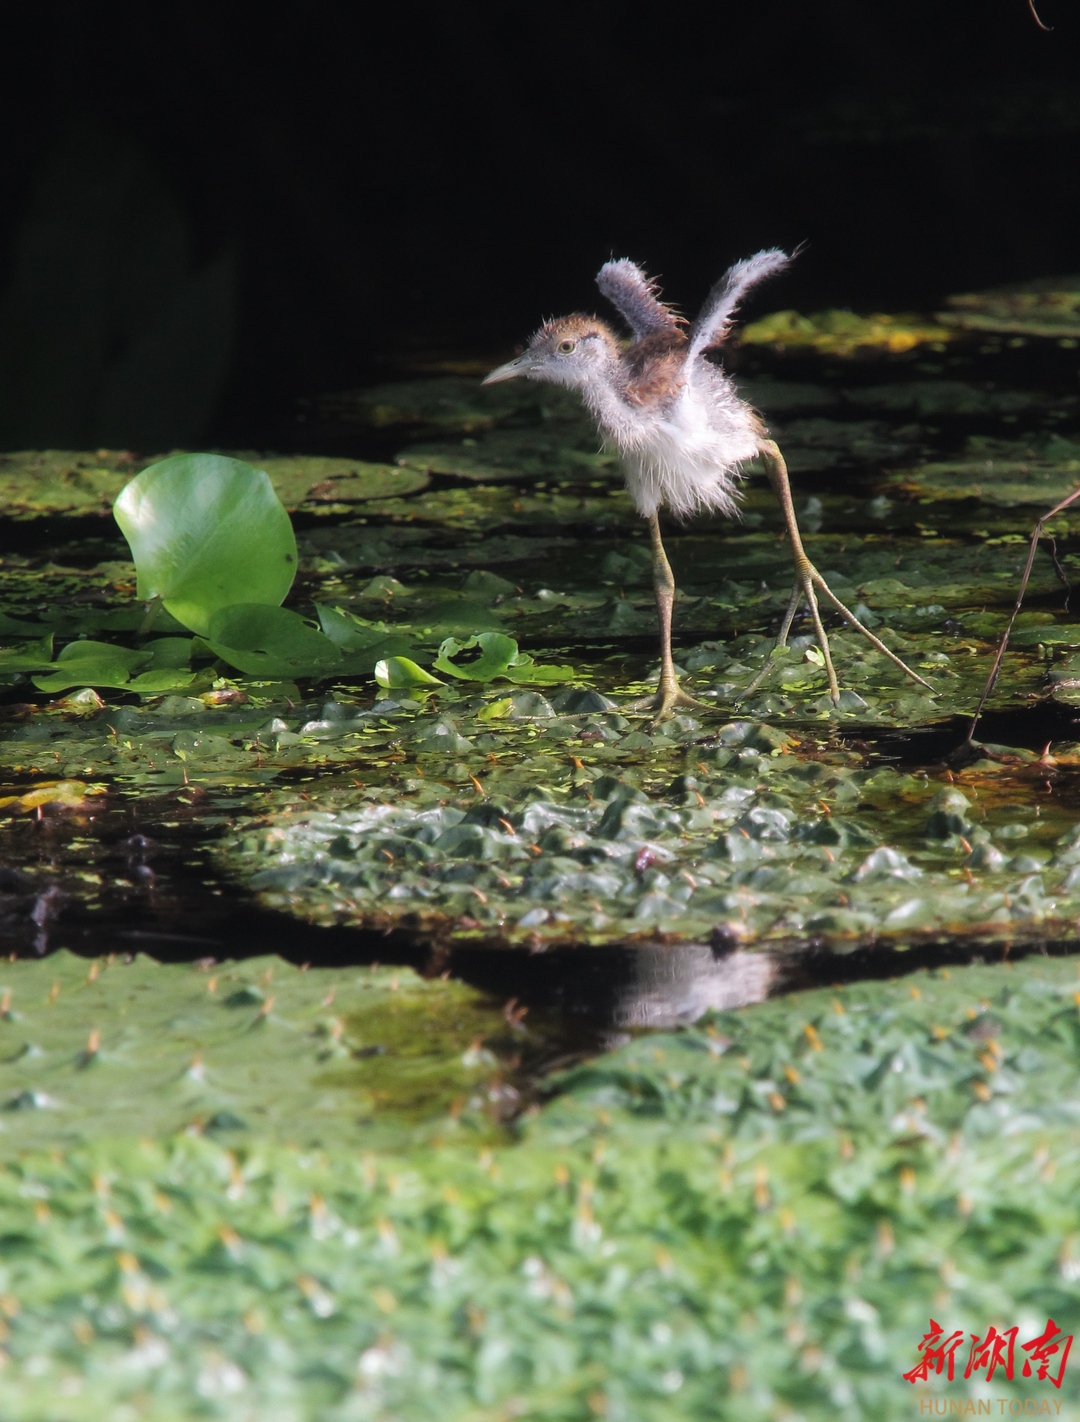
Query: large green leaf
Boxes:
[
  {"xmin": 203, "ymin": 604, "xmax": 343, "ymax": 679},
  {"xmin": 113, "ymin": 453, "xmax": 298, "ymax": 635}
]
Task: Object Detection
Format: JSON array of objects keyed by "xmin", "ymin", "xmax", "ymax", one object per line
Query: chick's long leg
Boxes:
[
  {"xmin": 967, "ymin": 483, "xmax": 1080, "ymax": 742},
  {"xmin": 754, "ymin": 439, "xmax": 932, "ymax": 702},
  {"xmin": 638, "ymin": 512, "xmax": 710, "ymax": 722}
]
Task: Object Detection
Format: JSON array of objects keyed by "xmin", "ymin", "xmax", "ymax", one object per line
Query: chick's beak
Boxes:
[{"xmin": 482, "ymin": 355, "xmax": 531, "ymax": 385}]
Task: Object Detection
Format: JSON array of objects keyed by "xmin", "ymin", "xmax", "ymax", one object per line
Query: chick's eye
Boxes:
[{"xmin": 557, "ymin": 339, "xmax": 576, "ymax": 354}]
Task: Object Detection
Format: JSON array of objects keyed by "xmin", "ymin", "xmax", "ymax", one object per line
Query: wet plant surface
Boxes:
[{"xmin": 4, "ymin": 293, "xmax": 1080, "ymax": 1416}]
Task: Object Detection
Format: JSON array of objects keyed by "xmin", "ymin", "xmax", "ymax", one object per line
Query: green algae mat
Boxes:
[
  {"xmin": 0, "ymin": 951, "xmax": 1079, "ymax": 1417},
  {"xmin": 2, "ymin": 291, "xmax": 1080, "ymax": 1416}
]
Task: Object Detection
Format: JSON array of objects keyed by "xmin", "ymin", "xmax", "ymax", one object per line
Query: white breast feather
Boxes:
[{"xmin": 594, "ymin": 366, "xmax": 762, "ymax": 519}]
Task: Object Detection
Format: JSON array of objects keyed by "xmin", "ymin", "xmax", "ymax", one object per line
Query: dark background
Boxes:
[{"xmin": 0, "ymin": 1, "xmax": 1076, "ymax": 450}]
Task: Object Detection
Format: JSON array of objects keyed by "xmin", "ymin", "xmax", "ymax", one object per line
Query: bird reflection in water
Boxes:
[{"xmin": 608, "ymin": 943, "xmax": 777, "ymax": 1035}]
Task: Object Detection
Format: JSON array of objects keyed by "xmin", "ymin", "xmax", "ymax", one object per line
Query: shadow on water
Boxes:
[{"xmin": 2, "ymin": 785, "xmax": 1075, "ymax": 1062}]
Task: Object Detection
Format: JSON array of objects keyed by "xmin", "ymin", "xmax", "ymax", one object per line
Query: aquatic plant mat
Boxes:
[{"xmin": 4, "ymin": 310, "xmax": 1080, "ymax": 1415}]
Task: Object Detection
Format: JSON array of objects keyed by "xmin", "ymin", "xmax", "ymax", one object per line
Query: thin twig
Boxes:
[{"xmin": 1045, "ymin": 535, "xmax": 1071, "ymax": 611}]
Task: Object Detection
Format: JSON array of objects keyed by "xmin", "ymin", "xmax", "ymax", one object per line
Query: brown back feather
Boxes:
[{"xmin": 623, "ymin": 330, "xmax": 689, "ymax": 407}]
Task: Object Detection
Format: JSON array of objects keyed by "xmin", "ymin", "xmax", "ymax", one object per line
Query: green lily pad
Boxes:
[
  {"xmin": 0, "ymin": 633, "xmax": 54, "ymax": 673},
  {"xmin": 432, "ymin": 632, "xmax": 573, "ymax": 683},
  {"xmin": 114, "ymin": 454, "xmax": 298, "ymax": 636},
  {"xmin": 769, "ymin": 417, "xmax": 923, "ymax": 473},
  {"xmin": 0, "ymin": 450, "xmax": 429, "ymax": 521},
  {"xmin": 375, "ymin": 655, "xmax": 443, "ymax": 688},
  {"xmin": 845, "ymin": 379, "xmax": 1078, "ymax": 419},
  {"xmin": 891, "ymin": 434, "xmax": 1080, "ymax": 507}
]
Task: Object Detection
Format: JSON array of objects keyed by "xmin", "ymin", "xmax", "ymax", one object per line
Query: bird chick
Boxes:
[{"xmin": 485, "ymin": 252, "xmax": 929, "ymax": 719}]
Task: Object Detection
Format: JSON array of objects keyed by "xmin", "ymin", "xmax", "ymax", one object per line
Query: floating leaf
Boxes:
[
  {"xmin": 316, "ymin": 374, "xmax": 582, "ymax": 433},
  {"xmin": 434, "ymin": 632, "xmax": 574, "ymax": 684},
  {"xmin": 397, "ymin": 425, "xmax": 618, "ymax": 484},
  {"xmin": 434, "ymin": 632, "xmax": 521, "ymax": 681},
  {"xmin": 31, "ymin": 640, "xmax": 149, "ymax": 692},
  {"xmin": 126, "ymin": 669, "xmax": 199, "ymax": 693},
  {"xmin": 253, "ymin": 454, "xmax": 429, "ymax": 507},
  {"xmin": 204, "ymin": 604, "xmax": 342, "ymax": 679},
  {"xmin": 113, "ymin": 453, "xmax": 298, "ymax": 635}
]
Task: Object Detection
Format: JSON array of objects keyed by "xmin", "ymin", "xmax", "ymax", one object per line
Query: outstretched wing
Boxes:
[
  {"xmin": 687, "ymin": 248, "xmax": 791, "ymax": 361},
  {"xmin": 596, "ymin": 259, "xmax": 682, "ymax": 342}
]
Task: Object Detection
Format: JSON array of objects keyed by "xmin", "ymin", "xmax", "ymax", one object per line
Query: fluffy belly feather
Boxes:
[{"xmin": 615, "ymin": 412, "xmax": 761, "ymax": 519}]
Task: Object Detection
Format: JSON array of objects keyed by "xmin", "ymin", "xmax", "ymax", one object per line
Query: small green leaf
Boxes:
[
  {"xmin": 0, "ymin": 613, "xmax": 52, "ymax": 637},
  {"xmin": 113, "ymin": 454, "xmax": 298, "ymax": 636},
  {"xmin": 433, "ymin": 633, "xmax": 575, "ymax": 684},
  {"xmin": 434, "ymin": 633, "xmax": 520, "ymax": 681},
  {"xmin": 313, "ymin": 605, "xmax": 418, "ymax": 672},
  {"xmin": 127, "ymin": 670, "xmax": 199, "ymax": 693},
  {"xmin": 374, "ymin": 657, "xmax": 443, "ymax": 689},
  {"xmin": 503, "ymin": 653, "xmax": 576, "ymax": 685},
  {"xmin": 476, "ymin": 697, "xmax": 514, "ymax": 721}
]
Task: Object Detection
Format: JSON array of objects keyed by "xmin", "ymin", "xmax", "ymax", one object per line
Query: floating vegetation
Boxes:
[
  {"xmin": 222, "ymin": 716, "xmax": 1080, "ymax": 952},
  {"xmin": 941, "ymin": 275, "xmax": 1080, "ymax": 339},
  {"xmin": 0, "ymin": 449, "xmax": 426, "ymax": 520},
  {"xmin": 893, "ymin": 433, "xmax": 1080, "ymax": 508},
  {"xmin": 740, "ymin": 309, "xmax": 953, "ymax": 355},
  {"xmin": 0, "ymin": 953, "xmax": 1077, "ymax": 1417},
  {"xmin": 0, "ymin": 952, "xmax": 519, "ymax": 1153},
  {"xmin": 314, "ymin": 375, "xmax": 583, "ymax": 434}
]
